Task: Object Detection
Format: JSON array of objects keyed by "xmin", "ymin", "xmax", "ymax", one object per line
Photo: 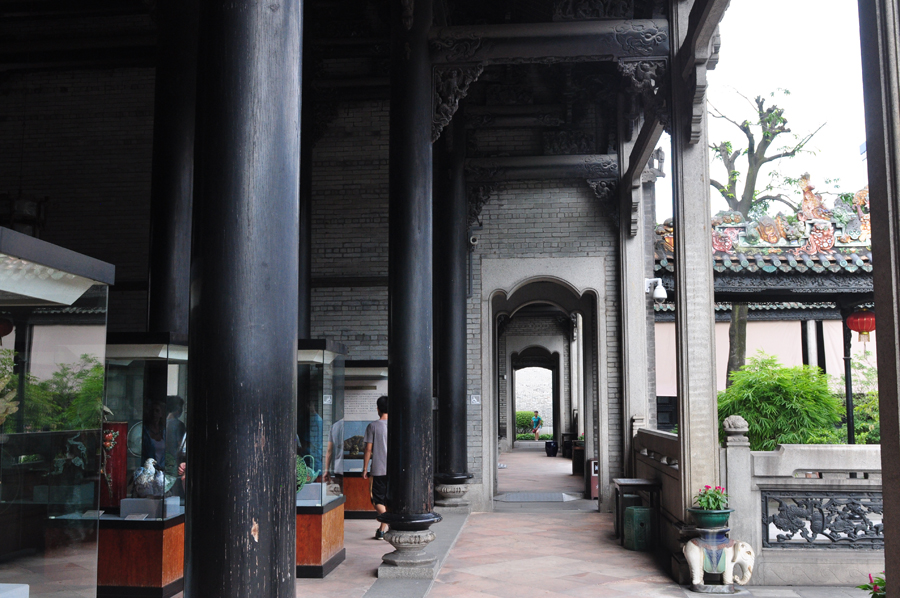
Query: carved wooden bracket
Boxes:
[
  {"xmin": 433, "ymin": 64, "xmax": 484, "ymax": 143},
  {"xmin": 587, "ymin": 178, "xmax": 620, "ymax": 230},
  {"xmin": 467, "ymin": 184, "xmax": 496, "ymax": 227},
  {"xmin": 401, "ymin": 0, "xmax": 414, "ymax": 30},
  {"xmin": 687, "ymin": 30, "xmax": 720, "ymax": 144},
  {"xmin": 617, "ymin": 59, "xmax": 670, "ymax": 135}
]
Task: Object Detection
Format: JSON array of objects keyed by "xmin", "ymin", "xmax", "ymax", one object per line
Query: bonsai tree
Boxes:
[{"xmin": 718, "ymin": 352, "xmax": 843, "ymax": 451}]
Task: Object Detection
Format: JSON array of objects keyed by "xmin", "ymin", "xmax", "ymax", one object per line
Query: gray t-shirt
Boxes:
[{"xmin": 364, "ymin": 419, "xmax": 388, "ymax": 476}]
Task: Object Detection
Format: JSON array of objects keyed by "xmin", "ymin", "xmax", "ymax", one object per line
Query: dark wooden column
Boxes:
[
  {"xmin": 858, "ymin": 0, "xmax": 900, "ymax": 575},
  {"xmin": 185, "ymin": 0, "xmax": 300, "ymax": 596},
  {"xmin": 381, "ymin": 0, "xmax": 442, "ymax": 569},
  {"xmin": 434, "ymin": 115, "xmax": 472, "ymax": 506},
  {"xmin": 147, "ymin": 0, "xmax": 199, "ymax": 335},
  {"xmin": 298, "ymin": 6, "xmax": 313, "ymax": 340}
]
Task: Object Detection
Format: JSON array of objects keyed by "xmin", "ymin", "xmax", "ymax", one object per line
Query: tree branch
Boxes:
[
  {"xmin": 760, "ymin": 122, "xmax": 826, "ymax": 166},
  {"xmin": 755, "ymin": 194, "xmax": 799, "ymax": 211}
]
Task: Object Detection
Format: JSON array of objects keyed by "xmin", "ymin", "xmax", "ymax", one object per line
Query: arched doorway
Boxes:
[{"xmin": 511, "ymin": 349, "xmax": 559, "ymax": 445}]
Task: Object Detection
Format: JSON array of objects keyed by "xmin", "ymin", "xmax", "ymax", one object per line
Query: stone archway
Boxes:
[
  {"xmin": 475, "ymin": 258, "xmax": 608, "ymax": 509},
  {"xmin": 511, "ymin": 346, "xmax": 561, "ymax": 444}
]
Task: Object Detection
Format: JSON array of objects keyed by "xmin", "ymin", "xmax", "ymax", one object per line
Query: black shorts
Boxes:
[{"xmin": 371, "ymin": 475, "xmax": 389, "ymax": 506}]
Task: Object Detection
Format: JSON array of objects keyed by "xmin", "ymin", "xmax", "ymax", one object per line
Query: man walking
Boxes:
[{"xmin": 363, "ymin": 395, "xmax": 389, "ymax": 539}]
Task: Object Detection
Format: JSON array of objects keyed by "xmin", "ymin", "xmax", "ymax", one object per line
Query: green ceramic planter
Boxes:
[{"xmin": 687, "ymin": 507, "xmax": 733, "ymax": 528}]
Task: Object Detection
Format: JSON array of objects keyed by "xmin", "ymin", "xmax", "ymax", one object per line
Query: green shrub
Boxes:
[
  {"xmin": 516, "ymin": 411, "xmax": 536, "ymax": 434},
  {"xmin": 515, "ymin": 433, "xmax": 553, "ymax": 440},
  {"xmin": 718, "ymin": 352, "xmax": 843, "ymax": 451}
]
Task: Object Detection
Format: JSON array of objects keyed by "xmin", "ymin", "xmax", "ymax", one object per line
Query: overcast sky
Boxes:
[{"xmin": 656, "ymin": 0, "xmax": 868, "ymax": 221}]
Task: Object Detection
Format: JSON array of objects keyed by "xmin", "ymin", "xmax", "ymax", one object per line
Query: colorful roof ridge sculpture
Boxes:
[{"xmin": 654, "ymin": 176, "xmax": 872, "ymax": 275}]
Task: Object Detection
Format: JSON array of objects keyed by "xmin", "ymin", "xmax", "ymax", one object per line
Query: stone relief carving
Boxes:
[
  {"xmin": 553, "ymin": 0, "xmax": 634, "ymax": 20},
  {"xmin": 714, "ymin": 273, "xmax": 873, "ymax": 294},
  {"xmin": 400, "ymin": 0, "xmax": 414, "ymax": 30},
  {"xmin": 587, "ymin": 179, "xmax": 620, "ymax": 229},
  {"xmin": 433, "ymin": 65, "xmax": 484, "ymax": 143},
  {"xmin": 583, "ymin": 155, "xmax": 618, "ymax": 179},
  {"xmin": 689, "ymin": 29, "xmax": 721, "ymax": 144},
  {"xmin": 430, "ymin": 34, "xmax": 484, "ymax": 62},
  {"xmin": 618, "ymin": 59, "xmax": 670, "ymax": 130},
  {"xmin": 542, "ymin": 131, "xmax": 595, "ymax": 155},
  {"xmin": 762, "ymin": 491, "xmax": 883, "ymax": 549},
  {"xmin": 614, "ymin": 21, "xmax": 668, "ymax": 57},
  {"xmin": 468, "ymin": 185, "xmax": 496, "ymax": 227}
]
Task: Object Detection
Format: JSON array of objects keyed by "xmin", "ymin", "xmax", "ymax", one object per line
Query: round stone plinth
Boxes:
[
  {"xmin": 435, "ymin": 483, "xmax": 469, "ymax": 507},
  {"xmin": 381, "ymin": 530, "xmax": 437, "ymax": 568}
]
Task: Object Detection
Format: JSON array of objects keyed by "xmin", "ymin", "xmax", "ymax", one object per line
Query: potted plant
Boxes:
[{"xmin": 687, "ymin": 484, "xmax": 733, "ymax": 528}]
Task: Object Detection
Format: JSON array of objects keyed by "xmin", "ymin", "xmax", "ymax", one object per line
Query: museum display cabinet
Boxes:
[
  {"xmin": 296, "ymin": 339, "xmax": 347, "ymax": 578},
  {"xmin": 97, "ymin": 333, "xmax": 189, "ymax": 598},
  {"xmin": 0, "ymin": 227, "xmax": 115, "ymax": 596},
  {"xmin": 340, "ymin": 360, "xmax": 388, "ymax": 519}
]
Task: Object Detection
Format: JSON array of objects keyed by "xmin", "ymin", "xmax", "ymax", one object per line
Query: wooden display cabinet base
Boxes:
[
  {"xmin": 96, "ymin": 514, "xmax": 184, "ymax": 598},
  {"xmin": 342, "ymin": 473, "xmax": 377, "ymax": 518},
  {"xmin": 297, "ymin": 495, "xmax": 345, "ymax": 578}
]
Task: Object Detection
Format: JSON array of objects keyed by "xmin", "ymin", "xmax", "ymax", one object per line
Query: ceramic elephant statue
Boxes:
[{"xmin": 683, "ymin": 538, "xmax": 754, "ymax": 588}]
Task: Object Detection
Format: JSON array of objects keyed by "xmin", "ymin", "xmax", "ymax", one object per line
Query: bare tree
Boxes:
[{"xmin": 709, "ymin": 92, "xmax": 824, "ymax": 381}]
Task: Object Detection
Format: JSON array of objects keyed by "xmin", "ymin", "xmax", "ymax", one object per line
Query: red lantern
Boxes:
[
  {"xmin": 847, "ymin": 309, "xmax": 876, "ymax": 343},
  {"xmin": 0, "ymin": 319, "xmax": 13, "ymax": 338}
]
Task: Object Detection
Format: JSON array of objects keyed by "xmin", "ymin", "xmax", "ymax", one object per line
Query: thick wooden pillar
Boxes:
[
  {"xmin": 185, "ymin": 0, "xmax": 301, "ymax": 595},
  {"xmin": 858, "ymin": 0, "xmax": 900, "ymax": 583},
  {"xmin": 298, "ymin": 6, "xmax": 313, "ymax": 339},
  {"xmin": 434, "ymin": 115, "xmax": 472, "ymax": 506},
  {"xmin": 147, "ymin": 0, "xmax": 199, "ymax": 335},
  {"xmin": 381, "ymin": 0, "xmax": 442, "ymax": 573}
]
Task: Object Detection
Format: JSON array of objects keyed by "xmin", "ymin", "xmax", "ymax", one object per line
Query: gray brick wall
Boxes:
[{"xmin": 0, "ymin": 68, "xmax": 156, "ymax": 332}]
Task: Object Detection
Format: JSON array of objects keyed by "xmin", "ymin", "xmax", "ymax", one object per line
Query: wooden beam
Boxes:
[
  {"xmin": 431, "ymin": 20, "xmax": 669, "ymax": 65},
  {"xmin": 619, "ymin": 117, "xmax": 664, "ymax": 235},
  {"xmin": 465, "ymin": 154, "xmax": 618, "ymax": 182}
]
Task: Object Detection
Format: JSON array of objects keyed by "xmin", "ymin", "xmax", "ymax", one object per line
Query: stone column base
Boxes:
[
  {"xmin": 378, "ymin": 530, "xmax": 438, "ymax": 579},
  {"xmin": 435, "ymin": 483, "xmax": 469, "ymax": 507}
]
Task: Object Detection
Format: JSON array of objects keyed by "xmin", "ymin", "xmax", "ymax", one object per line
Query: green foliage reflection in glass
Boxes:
[
  {"xmin": 717, "ymin": 352, "xmax": 842, "ymax": 451},
  {"xmin": 0, "ymin": 349, "xmax": 106, "ymax": 432}
]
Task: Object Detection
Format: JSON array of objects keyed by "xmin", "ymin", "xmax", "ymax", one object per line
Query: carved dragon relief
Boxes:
[
  {"xmin": 433, "ymin": 64, "xmax": 484, "ymax": 143},
  {"xmin": 587, "ymin": 179, "xmax": 620, "ymax": 229},
  {"xmin": 400, "ymin": 0, "xmax": 414, "ymax": 30},
  {"xmin": 468, "ymin": 184, "xmax": 496, "ymax": 227},
  {"xmin": 614, "ymin": 21, "xmax": 668, "ymax": 57},
  {"xmin": 618, "ymin": 59, "xmax": 670, "ymax": 132},
  {"xmin": 583, "ymin": 155, "xmax": 618, "ymax": 179},
  {"xmin": 430, "ymin": 33, "xmax": 485, "ymax": 62}
]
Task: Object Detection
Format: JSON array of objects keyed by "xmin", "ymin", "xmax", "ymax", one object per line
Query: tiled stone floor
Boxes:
[
  {"xmin": 0, "ymin": 447, "xmax": 871, "ymax": 597},
  {"xmin": 429, "ymin": 510, "xmax": 687, "ymax": 598}
]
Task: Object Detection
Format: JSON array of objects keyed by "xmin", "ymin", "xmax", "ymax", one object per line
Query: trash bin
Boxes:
[
  {"xmin": 544, "ymin": 440, "xmax": 559, "ymax": 457},
  {"xmin": 624, "ymin": 506, "xmax": 652, "ymax": 551},
  {"xmin": 562, "ymin": 440, "xmax": 573, "ymax": 458}
]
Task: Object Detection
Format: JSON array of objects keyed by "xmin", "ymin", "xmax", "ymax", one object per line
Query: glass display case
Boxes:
[
  {"xmin": 340, "ymin": 360, "xmax": 388, "ymax": 516},
  {"xmin": 0, "ymin": 228, "xmax": 115, "ymax": 596},
  {"xmin": 104, "ymin": 332, "xmax": 188, "ymax": 519},
  {"xmin": 296, "ymin": 340, "xmax": 345, "ymax": 508}
]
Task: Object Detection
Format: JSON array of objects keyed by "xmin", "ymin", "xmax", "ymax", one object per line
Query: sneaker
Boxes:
[{"xmin": 375, "ymin": 529, "xmax": 385, "ymax": 540}]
